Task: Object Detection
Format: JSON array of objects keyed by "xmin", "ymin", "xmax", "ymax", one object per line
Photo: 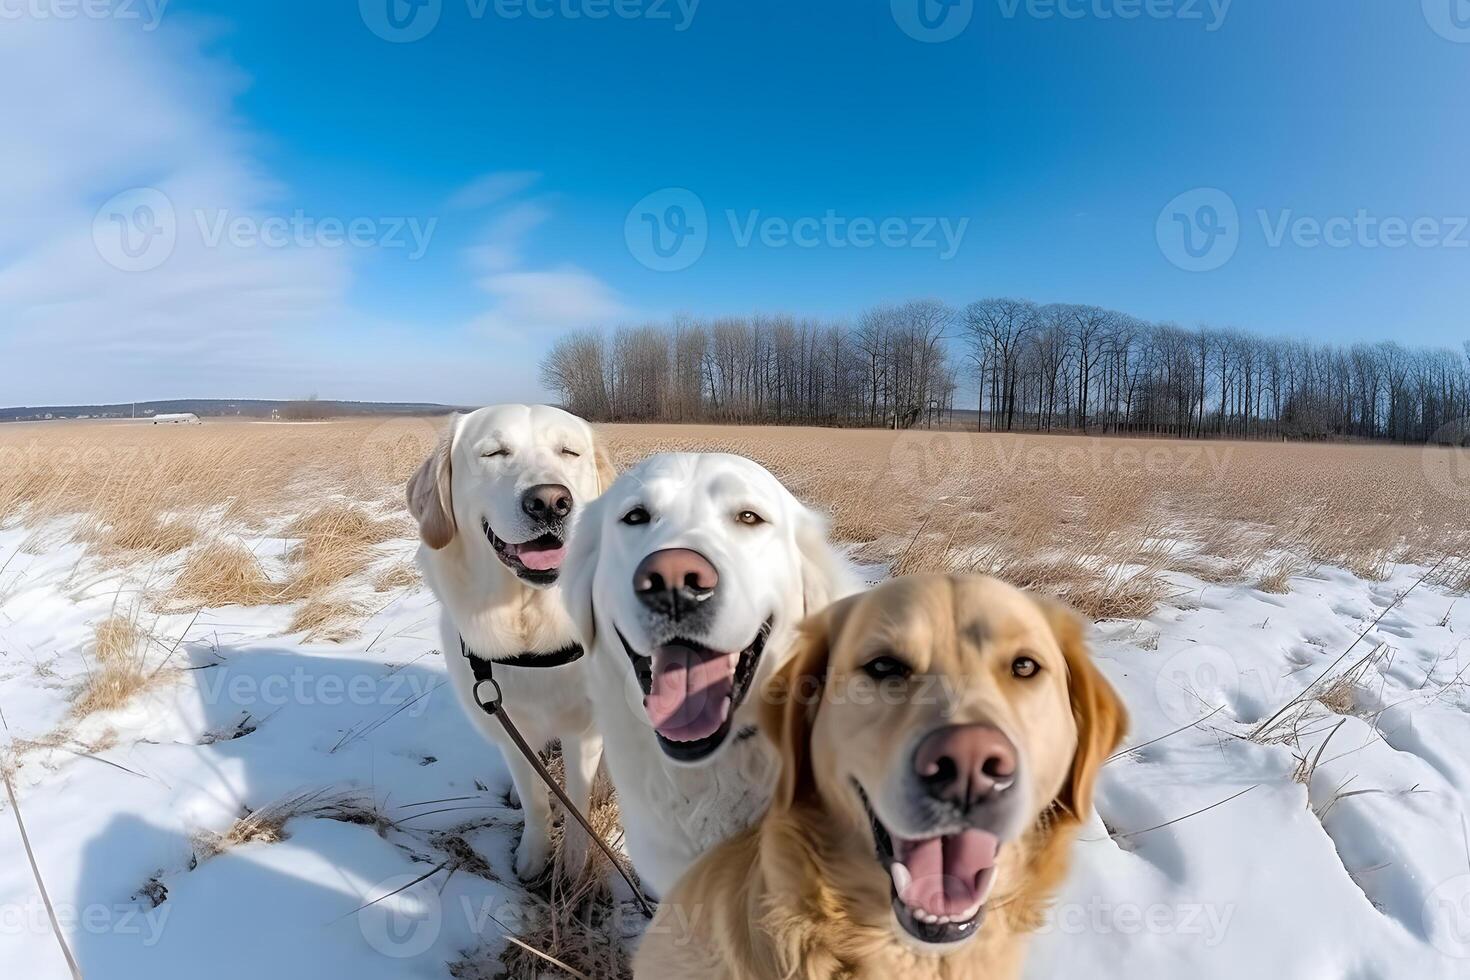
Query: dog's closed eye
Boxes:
[{"xmin": 561, "ymin": 448, "xmax": 581, "ymax": 458}]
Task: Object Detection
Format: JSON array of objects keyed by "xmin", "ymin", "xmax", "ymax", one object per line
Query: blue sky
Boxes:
[{"xmin": 2, "ymin": 0, "xmax": 1467, "ymax": 405}]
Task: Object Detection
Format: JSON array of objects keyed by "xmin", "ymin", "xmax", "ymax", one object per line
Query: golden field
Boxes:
[{"xmin": 2, "ymin": 416, "xmax": 1467, "ymax": 627}]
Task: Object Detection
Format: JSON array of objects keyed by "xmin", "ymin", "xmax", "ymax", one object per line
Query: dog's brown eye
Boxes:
[
  {"xmin": 861, "ymin": 656, "xmax": 911, "ymax": 682},
  {"xmin": 1012, "ymin": 655, "xmax": 1040, "ymax": 679},
  {"xmin": 736, "ymin": 510, "xmax": 765, "ymax": 526},
  {"xmin": 561, "ymin": 448, "xmax": 581, "ymax": 458},
  {"xmin": 621, "ymin": 506, "xmax": 650, "ymax": 526}
]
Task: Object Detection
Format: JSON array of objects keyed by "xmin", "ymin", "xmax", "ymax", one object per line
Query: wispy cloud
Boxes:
[
  {"xmin": 446, "ymin": 171, "xmax": 541, "ymax": 211},
  {"xmin": 469, "ymin": 268, "xmax": 629, "ymax": 341},
  {"xmin": 450, "ymin": 172, "xmax": 630, "ymax": 341}
]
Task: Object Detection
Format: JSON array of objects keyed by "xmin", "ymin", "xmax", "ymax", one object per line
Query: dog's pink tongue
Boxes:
[
  {"xmin": 895, "ymin": 829, "xmax": 998, "ymax": 918},
  {"xmin": 515, "ymin": 543, "xmax": 565, "ymax": 571},
  {"xmin": 644, "ymin": 644, "xmax": 736, "ymax": 742}
]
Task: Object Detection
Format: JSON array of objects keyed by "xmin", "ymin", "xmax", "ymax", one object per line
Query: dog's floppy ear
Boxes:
[
  {"xmin": 593, "ymin": 442, "xmax": 618, "ymax": 494},
  {"xmin": 406, "ymin": 420, "xmax": 458, "ymax": 550},
  {"xmin": 794, "ymin": 504, "xmax": 857, "ymax": 618},
  {"xmin": 560, "ymin": 492, "xmax": 606, "ymax": 647},
  {"xmin": 1038, "ymin": 597, "xmax": 1127, "ymax": 821},
  {"xmin": 761, "ymin": 597, "xmax": 850, "ymax": 812}
]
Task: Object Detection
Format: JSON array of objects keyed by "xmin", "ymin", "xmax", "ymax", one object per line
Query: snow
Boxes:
[{"xmin": 1, "ymin": 521, "xmax": 1468, "ymax": 978}]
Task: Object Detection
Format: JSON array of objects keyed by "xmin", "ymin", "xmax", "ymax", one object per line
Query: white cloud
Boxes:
[
  {"xmin": 0, "ymin": 22, "xmax": 628, "ymax": 408},
  {"xmin": 451, "ymin": 174, "xmax": 631, "ymax": 342},
  {"xmin": 446, "ymin": 171, "xmax": 541, "ymax": 211},
  {"xmin": 464, "ymin": 200, "xmax": 554, "ymax": 273},
  {"xmin": 469, "ymin": 268, "xmax": 629, "ymax": 341},
  {"xmin": 0, "ymin": 15, "xmax": 360, "ymax": 404}
]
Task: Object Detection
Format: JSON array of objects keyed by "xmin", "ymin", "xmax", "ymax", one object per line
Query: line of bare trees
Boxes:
[
  {"xmin": 540, "ymin": 302, "xmax": 958, "ymax": 428},
  {"xmin": 540, "ymin": 299, "xmax": 1470, "ymax": 444}
]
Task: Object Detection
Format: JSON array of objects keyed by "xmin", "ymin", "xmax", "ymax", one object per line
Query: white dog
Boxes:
[
  {"xmin": 561, "ymin": 452, "xmax": 860, "ymax": 895},
  {"xmin": 408, "ymin": 404, "xmax": 614, "ymax": 880}
]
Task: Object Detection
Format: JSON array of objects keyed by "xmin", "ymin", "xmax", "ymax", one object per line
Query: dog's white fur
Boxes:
[
  {"xmin": 561, "ymin": 452, "xmax": 860, "ymax": 895},
  {"xmin": 408, "ymin": 404, "xmax": 614, "ymax": 880}
]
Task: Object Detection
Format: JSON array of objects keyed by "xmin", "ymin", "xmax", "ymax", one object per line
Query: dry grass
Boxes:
[
  {"xmin": 3, "ymin": 418, "xmax": 1468, "ymax": 628},
  {"xmin": 288, "ymin": 598, "xmax": 365, "ymax": 642},
  {"xmin": 602, "ymin": 423, "xmax": 1470, "ymax": 617},
  {"xmin": 193, "ymin": 789, "xmax": 381, "ymax": 861},
  {"xmin": 168, "ymin": 541, "xmax": 277, "ymax": 607},
  {"xmin": 71, "ymin": 613, "xmax": 162, "ymax": 717},
  {"xmin": 374, "ymin": 560, "xmax": 420, "ymax": 592},
  {"xmin": 466, "ymin": 755, "xmax": 637, "ymax": 980}
]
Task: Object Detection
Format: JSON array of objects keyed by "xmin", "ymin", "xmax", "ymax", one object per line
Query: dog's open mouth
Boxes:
[
  {"xmin": 617, "ymin": 618, "xmax": 772, "ymax": 763},
  {"xmin": 481, "ymin": 518, "xmax": 565, "ymax": 584},
  {"xmin": 858, "ymin": 784, "xmax": 998, "ymax": 947}
]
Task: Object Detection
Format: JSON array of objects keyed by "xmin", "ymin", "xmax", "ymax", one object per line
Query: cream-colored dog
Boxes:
[
  {"xmin": 636, "ymin": 573, "xmax": 1126, "ymax": 980},
  {"xmin": 408, "ymin": 404, "xmax": 614, "ymax": 880},
  {"xmin": 560, "ymin": 452, "xmax": 859, "ymax": 897}
]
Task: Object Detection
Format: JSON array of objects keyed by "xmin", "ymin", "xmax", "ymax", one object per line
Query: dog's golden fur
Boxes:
[{"xmin": 636, "ymin": 574, "xmax": 1126, "ymax": 980}]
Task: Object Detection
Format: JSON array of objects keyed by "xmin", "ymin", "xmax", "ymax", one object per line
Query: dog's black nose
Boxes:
[
  {"xmin": 633, "ymin": 548, "xmax": 718, "ymax": 619},
  {"xmin": 522, "ymin": 484, "xmax": 573, "ymax": 521},
  {"xmin": 913, "ymin": 724, "xmax": 1018, "ymax": 810}
]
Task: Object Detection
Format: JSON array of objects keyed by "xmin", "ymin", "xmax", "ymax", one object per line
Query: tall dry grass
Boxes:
[
  {"xmin": 601, "ymin": 424, "xmax": 1470, "ymax": 617},
  {"xmin": 2, "ymin": 417, "xmax": 1467, "ymax": 632}
]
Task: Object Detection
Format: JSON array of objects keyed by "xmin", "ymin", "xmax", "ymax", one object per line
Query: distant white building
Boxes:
[{"xmin": 151, "ymin": 413, "xmax": 201, "ymax": 425}]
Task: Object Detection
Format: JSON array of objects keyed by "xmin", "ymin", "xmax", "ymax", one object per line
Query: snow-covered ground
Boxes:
[{"xmin": 2, "ymin": 521, "xmax": 1468, "ymax": 979}]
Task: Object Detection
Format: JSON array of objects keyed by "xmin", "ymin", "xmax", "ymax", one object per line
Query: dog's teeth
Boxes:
[{"xmin": 890, "ymin": 862, "xmax": 912, "ymax": 895}]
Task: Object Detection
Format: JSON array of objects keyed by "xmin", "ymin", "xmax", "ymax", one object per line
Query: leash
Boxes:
[{"xmin": 462, "ymin": 638, "xmax": 655, "ymax": 919}]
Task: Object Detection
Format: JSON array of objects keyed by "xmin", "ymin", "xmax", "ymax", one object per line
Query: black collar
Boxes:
[{"xmin": 459, "ymin": 636, "xmax": 584, "ymax": 677}]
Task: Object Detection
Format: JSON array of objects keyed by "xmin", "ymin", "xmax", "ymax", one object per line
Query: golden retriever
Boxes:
[{"xmin": 635, "ymin": 573, "xmax": 1126, "ymax": 980}]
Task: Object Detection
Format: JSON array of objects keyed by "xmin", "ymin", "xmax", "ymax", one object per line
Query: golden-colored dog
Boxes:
[{"xmin": 635, "ymin": 573, "xmax": 1126, "ymax": 980}]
